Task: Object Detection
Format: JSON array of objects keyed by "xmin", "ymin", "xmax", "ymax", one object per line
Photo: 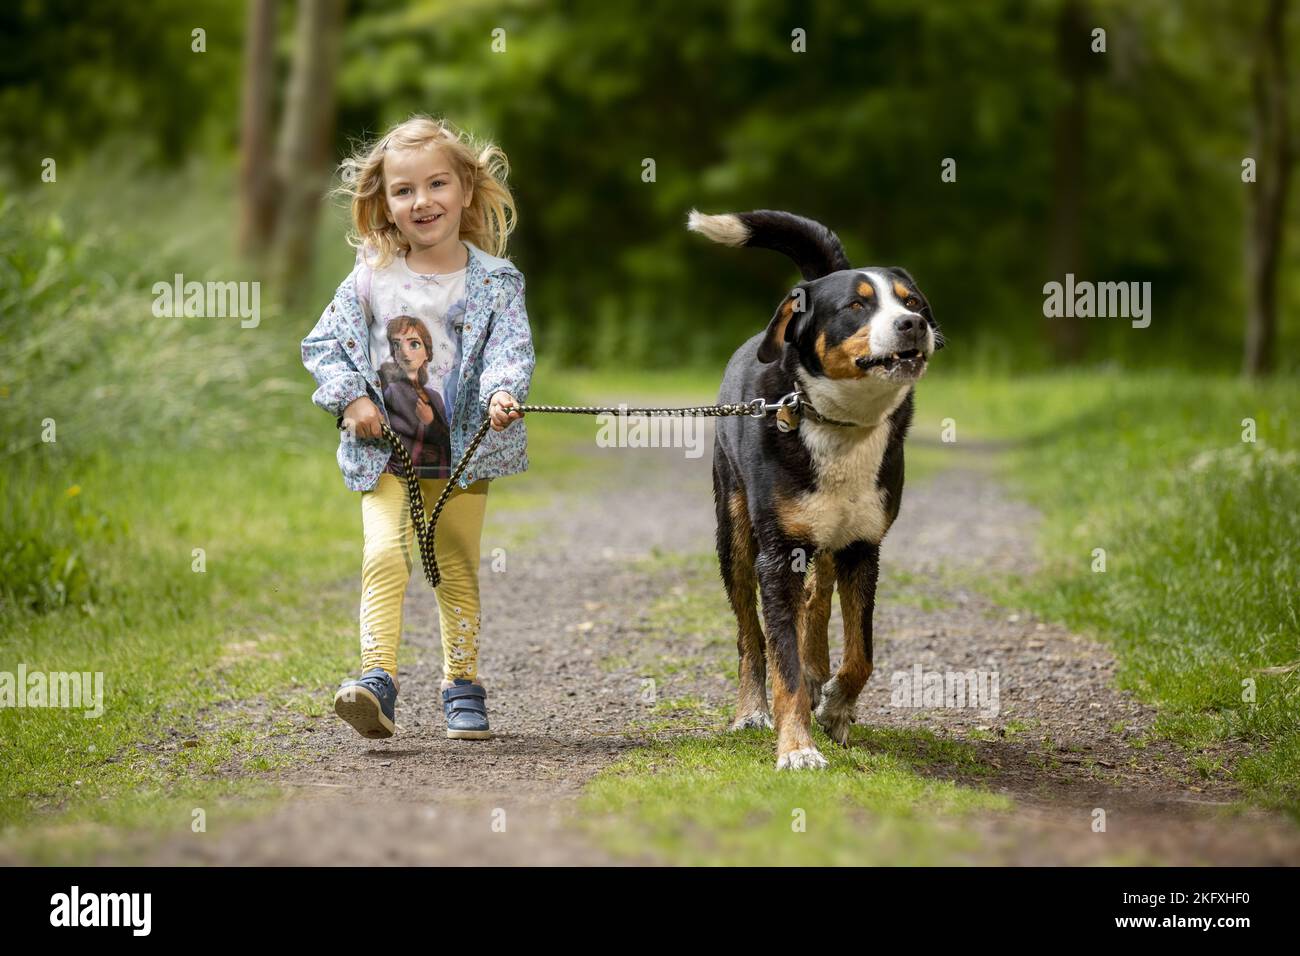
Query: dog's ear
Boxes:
[{"xmin": 757, "ymin": 283, "xmax": 812, "ymax": 363}]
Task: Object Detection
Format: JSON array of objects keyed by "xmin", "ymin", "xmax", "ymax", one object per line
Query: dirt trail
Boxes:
[{"xmin": 125, "ymin": 415, "xmax": 1298, "ymax": 866}]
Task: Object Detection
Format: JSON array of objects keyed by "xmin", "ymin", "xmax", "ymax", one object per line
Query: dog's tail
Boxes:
[{"xmin": 686, "ymin": 208, "xmax": 850, "ymax": 281}]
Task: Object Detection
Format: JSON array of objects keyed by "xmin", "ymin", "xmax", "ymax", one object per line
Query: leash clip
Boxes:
[
  {"xmin": 774, "ymin": 390, "xmax": 802, "ymax": 432},
  {"xmin": 748, "ymin": 391, "xmax": 802, "ymax": 421}
]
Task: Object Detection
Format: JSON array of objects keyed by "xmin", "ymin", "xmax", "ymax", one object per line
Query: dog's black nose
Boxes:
[{"xmin": 894, "ymin": 314, "xmax": 922, "ymax": 335}]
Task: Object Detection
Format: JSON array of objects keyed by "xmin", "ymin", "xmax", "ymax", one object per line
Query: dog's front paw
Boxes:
[
  {"xmin": 776, "ymin": 746, "xmax": 829, "ymax": 771},
  {"xmin": 731, "ymin": 710, "xmax": 773, "ymax": 731},
  {"xmin": 814, "ymin": 677, "xmax": 856, "ymax": 747}
]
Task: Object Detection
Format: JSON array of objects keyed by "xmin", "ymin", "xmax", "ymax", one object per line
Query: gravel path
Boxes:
[{"xmin": 125, "ymin": 416, "xmax": 1299, "ymax": 866}]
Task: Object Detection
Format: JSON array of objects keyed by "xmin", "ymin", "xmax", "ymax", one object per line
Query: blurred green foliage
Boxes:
[
  {"xmin": 0, "ymin": 0, "xmax": 243, "ymax": 166},
  {"xmin": 1, "ymin": 0, "xmax": 1295, "ymax": 371}
]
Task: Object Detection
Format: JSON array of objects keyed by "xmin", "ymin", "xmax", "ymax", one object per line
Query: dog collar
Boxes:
[{"xmin": 773, "ymin": 388, "xmax": 863, "ymax": 431}]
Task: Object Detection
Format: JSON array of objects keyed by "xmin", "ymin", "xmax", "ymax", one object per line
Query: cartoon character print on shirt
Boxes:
[
  {"xmin": 429, "ymin": 297, "xmax": 466, "ymax": 421},
  {"xmin": 379, "ymin": 316, "xmax": 452, "ymax": 473}
]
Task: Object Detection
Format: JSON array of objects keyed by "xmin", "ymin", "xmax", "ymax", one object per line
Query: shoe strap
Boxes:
[
  {"xmin": 446, "ymin": 698, "xmax": 487, "ymax": 716},
  {"xmin": 442, "ymin": 683, "xmax": 486, "ymax": 702}
]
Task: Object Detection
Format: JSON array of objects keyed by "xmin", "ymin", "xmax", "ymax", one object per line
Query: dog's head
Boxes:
[
  {"xmin": 759, "ymin": 267, "xmax": 944, "ymax": 384},
  {"xmin": 687, "ymin": 209, "xmax": 946, "ymax": 405}
]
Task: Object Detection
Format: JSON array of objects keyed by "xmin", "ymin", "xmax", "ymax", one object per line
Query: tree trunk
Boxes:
[
  {"xmin": 238, "ymin": 0, "xmax": 278, "ymax": 257},
  {"xmin": 1046, "ymin": 0, "xmax": 1092, "ymax": 364},
  {"xmin": 275, "ymin": 0, "xmax": 345, "ymax": 306},
  {"xmin": 1244, "ymin": 0, "xmax": 1292, "ymax": 377}
]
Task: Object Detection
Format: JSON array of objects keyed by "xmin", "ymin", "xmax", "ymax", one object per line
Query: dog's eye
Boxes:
[
  {"xmin": 849, "ymin": 302, "xmax": 864, "ymax": 310},
  {"xmin": 904, "ymin": 296, "xmax": 920, "ymax": 310}
]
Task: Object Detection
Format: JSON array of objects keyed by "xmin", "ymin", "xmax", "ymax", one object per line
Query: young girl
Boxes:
[{"xmin": 301, "ymin": 115, "xmax": 534, "ymax": 741}]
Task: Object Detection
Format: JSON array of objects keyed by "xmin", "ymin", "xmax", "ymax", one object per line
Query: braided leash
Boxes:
[
  {"xmin": 377, "ymin": 418, "xmax": 492, "ymax": 590},
  {"xmin": 362, "ymin": 395, "xmax": 794, "ymax": 589}
]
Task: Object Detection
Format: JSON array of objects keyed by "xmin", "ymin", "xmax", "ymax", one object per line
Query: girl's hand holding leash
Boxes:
[
  {"xmin": 489, "ymin": 391, "xmax": 524, "ymax": 431},
  {"xmin": 344, "ymin": 393, "xmax": 519, "ymax": 437},
  {"xmin": 342, "ymin": 395, "xmax": 383, "ymax": 439}
]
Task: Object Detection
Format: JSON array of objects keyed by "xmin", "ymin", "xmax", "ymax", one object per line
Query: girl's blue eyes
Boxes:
[{"xmin": 395, "ymin": 181, "xmax": 445, "ymax": 196}]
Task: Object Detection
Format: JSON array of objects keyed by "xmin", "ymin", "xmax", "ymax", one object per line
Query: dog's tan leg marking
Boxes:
[
  {"xmin": 772, "ymin": 645, "xmax": 826, "ymax": 770},
  {"xmin": 815, "ymin": 559, "xmax": 875, "ymax": 746},
  {"xmin": 727, "ymin": 490, "xmax": 770, "ymax": 730},
  {"xmin": 799, "ymin": 550, "xmax": 834, "ymax": 710}
]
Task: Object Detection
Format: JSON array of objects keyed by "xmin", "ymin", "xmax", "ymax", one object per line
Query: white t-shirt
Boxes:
[{"xmin": 360, "ymin": 248, "xmax": 468, "ymax": 478}]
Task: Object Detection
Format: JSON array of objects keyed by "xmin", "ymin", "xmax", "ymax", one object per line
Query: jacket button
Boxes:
[
  {"xmin": 483, "ymin": 279, "xmax": 490, "ymax": 285},
  {"xmin": 465, "ymin": 323, "xmax": 472, "ymax": 331},
  {"xmin": 346, "ymin": 339, "xmax": 356, "ymax": 349}
]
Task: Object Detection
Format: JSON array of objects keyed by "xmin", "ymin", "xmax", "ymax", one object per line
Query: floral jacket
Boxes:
[{"xmin": 301, "ymin": 240, "xmax": 534, "ymax": 492}]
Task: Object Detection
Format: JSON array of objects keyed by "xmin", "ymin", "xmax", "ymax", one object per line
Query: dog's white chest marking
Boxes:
[
  {"xmin": 777, "ymin": 374, "xmax": 910, "ymax": 551},
  {"xmin": 784, "ymin": 420, "xmax": 893, "ymax": 550}
]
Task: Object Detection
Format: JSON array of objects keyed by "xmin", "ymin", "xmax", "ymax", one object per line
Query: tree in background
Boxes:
[
  {"xmin": 1244, "ymin": 0, "xmax": 1293, "ymax": 376},
  {"xmin": 239, "ymin": 0, "xmax": 279, "ymax": 256},
  {"xmin": 1046, "ymin": 0, "xmax": 1101, "ymax": 365},
  {"xmin": 274, "ymin": 0, "xmax": 346, "ymax": 305}
]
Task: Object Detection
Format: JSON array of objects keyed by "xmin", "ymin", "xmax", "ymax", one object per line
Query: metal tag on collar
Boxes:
[{"xmin": 775, "ymin": 390, "xmax": 801, "ymax": 432}]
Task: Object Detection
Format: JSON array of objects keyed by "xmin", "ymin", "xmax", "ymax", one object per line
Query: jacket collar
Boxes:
[
  {"xmin": 464, "ymin": 239, "xmax": 522, "ymax": 283},
  {"xmin": 457, "ymin": 241, "xmax": 520, "ymax": 383}
]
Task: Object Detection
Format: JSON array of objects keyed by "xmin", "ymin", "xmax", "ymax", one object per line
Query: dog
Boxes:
[{"xmin": 688, "ymin": 208, "xmax": 944, "ymax": 770}]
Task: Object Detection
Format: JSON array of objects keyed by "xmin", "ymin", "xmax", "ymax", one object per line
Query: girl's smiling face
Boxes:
[{"xmin": 383, "ymin": 145, "xmax": 471, "ymax": 253}]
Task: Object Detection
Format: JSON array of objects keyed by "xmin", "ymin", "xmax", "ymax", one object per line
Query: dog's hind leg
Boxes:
[
  {"xmin": 799, "ymin": 550, "xmax": 835, "ymax": 711},
  {"xmin": 815, "ymin": 540, "xmax": 880, "ymax": 747},
  {"xmin": 714, "ymin": 464, "xmax": 770, "ymax": 730}
]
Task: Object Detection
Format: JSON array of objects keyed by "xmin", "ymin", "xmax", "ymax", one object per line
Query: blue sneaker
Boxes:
[
  {"xmin": 442, "ymin": 679, "xmax": 491, "ymax": 740},
  {"xmin": 334, "ymin": 668, "xmax": 398, "ymax": 739}
]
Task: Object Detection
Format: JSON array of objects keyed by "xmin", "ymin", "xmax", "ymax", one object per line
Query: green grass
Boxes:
[
  {"xmin": 914, "ymin": 372, "xmax": 1300, "ymax": 818},
  {"xmin": 580, "ymin": 727, "xmax": 1010, "ymax": 866}
]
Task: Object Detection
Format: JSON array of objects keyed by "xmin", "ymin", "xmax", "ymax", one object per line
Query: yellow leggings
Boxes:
[{"xmin": 358, "ymin": 471, "xmax": 490, "ymax": 683}]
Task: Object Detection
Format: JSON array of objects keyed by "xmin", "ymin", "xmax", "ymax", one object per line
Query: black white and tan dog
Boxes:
[{"xmin": 688, "ymin": 208, "xmax": 944, "ymax": 770}]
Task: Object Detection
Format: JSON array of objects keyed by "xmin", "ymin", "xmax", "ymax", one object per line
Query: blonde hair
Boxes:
[{"xmin": 337, "ymin": 115, "xmax": 517, "ymax": 268}]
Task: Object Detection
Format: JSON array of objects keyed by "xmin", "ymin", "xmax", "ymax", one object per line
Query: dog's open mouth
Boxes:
[{"xmin": 855, "ymin": 349, "xmax": 927, "ymax": 372}]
